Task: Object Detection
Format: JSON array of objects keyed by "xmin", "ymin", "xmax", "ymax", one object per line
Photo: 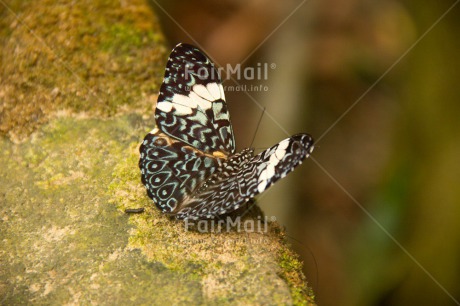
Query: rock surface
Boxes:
[{"xmin": 0, "ymin": 0, "xmax": 315, "ymax": 304}]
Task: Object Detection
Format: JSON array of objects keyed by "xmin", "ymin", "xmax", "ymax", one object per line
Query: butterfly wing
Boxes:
[
  {"xmin": 172, "ymin": 134, "xmax": 314, "ymax": 220},
  {"xmin": 155, "ymin": 43, "xmax": 235, "ymax": 156},
  {"xmin": 140, "ymin": 42, "xmax": 314, "ymax": 220},
  {"xmin": 139, "ymin": 128, "xmax": 222, "ymax": 213}
]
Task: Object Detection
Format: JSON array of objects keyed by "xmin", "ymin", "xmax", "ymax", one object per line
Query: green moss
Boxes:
[
  {"xmin": 102, "ymin": 24, "xmax": 149, "ymax": 52},
  {"xmin": 278, "ymin": 248, "xmax": 316, "ymax": 305},
  {"xmin": 0, "ymin": 0, "xmax": 166, "ymax": 141}
]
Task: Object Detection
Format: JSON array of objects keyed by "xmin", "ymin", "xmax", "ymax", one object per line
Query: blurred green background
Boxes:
[{"xmin": 151, "ymin": 0, "xmax": 460, "ymax": 305}]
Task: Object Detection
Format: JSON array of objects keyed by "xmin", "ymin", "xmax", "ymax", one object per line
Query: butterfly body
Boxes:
[{"xmin": 139, "ymin": 43, "xmax": 314, "ymax": 220}]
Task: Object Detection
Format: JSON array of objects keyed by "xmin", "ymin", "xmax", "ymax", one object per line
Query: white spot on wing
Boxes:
[
  {"xmin": 259, "ymin": 169, "xmax": 267, "ymax": 181},
  {"xmin": 156, "ymin": 102, "xmax": 172, "ymax": 112},
  {"xmin": 189, "ymin": 91, "xmax": 212, "ymax": 110},
  {"xmin": 149, "ymin": 127, "xmax": 160, "ymax": 134},
  {"xmin": 207, "ymin": 82, "xmax": 221, "ymax": 100},
  {"xmin": 269, "ymin": 153, "xmax": 279, "ymax": 164},
  {"xmin": 193, "ymin": 84, "xmax": 214, "ymax": 101},
  {"xmin": 278, "ymin": 139, "xmax": 290, "ymax": 150},
  {"xmin": 262, "ymin": 138, "xmax": 293, "ymax": 177},
  {"xmin": 257, "ymin": 181, "xmax": 266, "ymax": 193},
  {"xmin": 266, "ymin": 165, "xmax": 275, "ymax": 178},
  {"xmin": 174, "ymin": 104, "xmax": 193, "ymax": 115},
  {"xmin": 275, "ymin": 148, "xmax": 286, "ymax": 160},
  {"xmin": 172, "ymin": 94, "xmax": 195, "ymax": 107}
]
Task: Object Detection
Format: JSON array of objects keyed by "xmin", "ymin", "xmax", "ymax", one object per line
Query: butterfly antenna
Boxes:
[{"xmin": 249, "ymin": 107, "xmax": 266, "ymax": 149}]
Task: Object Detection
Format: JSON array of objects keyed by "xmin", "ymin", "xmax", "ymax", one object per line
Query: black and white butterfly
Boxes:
[{"xmin": 139, "ymin": 43, "xmax": 314, "ymax": 220}]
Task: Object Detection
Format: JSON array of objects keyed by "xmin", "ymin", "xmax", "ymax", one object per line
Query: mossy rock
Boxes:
[
  {"xmin": 0, "ymin": 0, "xmax": 165, "ymax": 140},
  {"xmin": 0, "ymin": 0, "xmax": 315, "ymax": 304}
]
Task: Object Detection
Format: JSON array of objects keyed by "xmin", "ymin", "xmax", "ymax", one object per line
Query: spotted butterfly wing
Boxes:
[
  {"xmin": 155, "ymin": 43, "xmax": 235, "ymax": 155},
  {"xmin": 173, "ymin": 134, "xmax": 314, "ymax": 219},
  {"xmin": 139, "ymin": 129, "xmax": 221, "ymax": 213},
  {"xmin": 139, "ymin": 43, "xmax": 314, "ymax": 220}
]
